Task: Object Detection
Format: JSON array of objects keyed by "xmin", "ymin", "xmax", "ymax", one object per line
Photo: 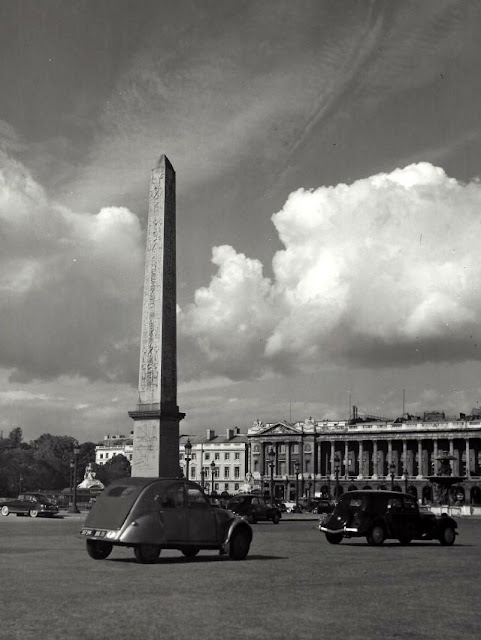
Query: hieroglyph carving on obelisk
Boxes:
[{"xmin": 129, "ymin": 155, "xmax": 184, "ymax": 477}]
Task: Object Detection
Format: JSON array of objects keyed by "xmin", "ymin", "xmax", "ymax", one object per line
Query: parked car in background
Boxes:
[
  {"xmin": 319, "ymin": 490, "xmax": 458, "ymax": 546},
  {"xmin": 227, "ymin": 494, "xmax": 281, "ymax": 524},
  {"xmin": 0, "ymin": 492, "xmax": 59, "ymax": 518},
  {"xmin": 80, "ymin": 478, "xmax": 253, "ymax": 563},
  {"xmin": 310, "ymin": 498, "xmax": 334, "ymax": 514}
]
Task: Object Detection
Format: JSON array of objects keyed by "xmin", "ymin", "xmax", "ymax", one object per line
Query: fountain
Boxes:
[{"xmin": 426, "ymin": 452, "xmax": 465, "ymax": 505}]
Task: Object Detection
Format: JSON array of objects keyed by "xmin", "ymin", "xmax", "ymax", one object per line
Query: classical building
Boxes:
[
  {"xmin": 95, "ymin": 433, "xmax": 133, "ymax": 465},
  {"xmin": 248, "ymin": 417, "xmax": 481, "ymax": 504},
  {"xmin": 179, "ymin": 429, "xmax": 248, "ymax": 495}
]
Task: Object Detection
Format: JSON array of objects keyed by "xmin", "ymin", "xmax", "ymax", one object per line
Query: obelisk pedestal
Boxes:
[{"xmin": 129, "ymin": 155, "xmax": 184, "ymax": 477}]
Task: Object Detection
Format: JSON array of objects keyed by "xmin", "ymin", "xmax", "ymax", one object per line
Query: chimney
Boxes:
[
  {"xmin": 226, "ymin": 428, "xmax": 234, "ymax": 440},
  {"xmin": 207, "ymin": 429, "xmax": 216, "ymax": 441},
  {"xmin": 235, "ymin": 427, "xmax": 240, "ymax": 435}
]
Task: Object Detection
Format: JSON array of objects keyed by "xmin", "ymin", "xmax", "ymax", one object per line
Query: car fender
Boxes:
[
  {"xmin": 434, "ymin": 515, "xmax": 457, "ymax": 534},
  {"xmin": 220, "ymin": 518, "xmax": 252, "ymax": 555},
  {"xmin": 118, "ymin": 513, "xmax": 167, "ymax": 545}
]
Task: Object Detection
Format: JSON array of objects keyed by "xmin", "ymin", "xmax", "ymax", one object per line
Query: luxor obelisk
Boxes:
[{"xmin": 129, "ymin": 155, "xmax": 184, "ymax": 477}]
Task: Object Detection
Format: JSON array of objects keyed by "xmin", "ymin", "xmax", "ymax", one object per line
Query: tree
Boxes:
[{"xmin": 98, "ymin": 454, "xmax": 131, "ymax": 486}]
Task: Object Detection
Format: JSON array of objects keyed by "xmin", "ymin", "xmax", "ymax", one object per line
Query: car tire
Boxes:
[
  {"xmin": 229, "ymin": 530, "xmax": 251, "ymax": 561},
  {"xmin": 325, "ymin": 532, "xmax": 343, "ymax": 544},
  {"xmin": 439, "ymin": 526, "xmax": 456, "ymax": 546},
  {"xmin": 180, "ymin": 546, "xmax": 200, "ymax": 558},
  {"xmin": 29, "ymin": 509, "xmax": 39, "ymax": 518},
  {"xmin": 367, "ymin": 524, "xmax": 385, "ymax": 546},
  {"xmin": 86, "ymin": 539, "xmax": 113, "ymax": 560},
  {"xmin": 272, "ymin": 514, "xmax": 280, "ymax": 524},
  {"xmin": 134, "ymin": 544, "xmax": 161, "ymax": 564},
  {"xmin": 1, "ymin": 506, "xmax": 9, "ymax": 516},
  {"xmin": 398, "ymin": 536, "xmax": 412, "ymax": 545}
]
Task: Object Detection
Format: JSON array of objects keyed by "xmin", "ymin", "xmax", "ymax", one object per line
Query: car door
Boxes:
[
  {"xmin": 186, "ymin": 485, "xmax": 218, "ymax": 544},
  {"xmin": 157, "ymin": 482, "xmax": 189, "ymax": 544},
  {"xmin": 384, "ymin": 496, "xmax": 406, "ymax": 539},
  {"xmin": 401, "ymin": 495, "xmax": 424, "ymax": 538}
]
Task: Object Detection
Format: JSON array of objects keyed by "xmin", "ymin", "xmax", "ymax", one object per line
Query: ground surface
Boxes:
[{"xmin": 0, "ymin": 513, "xmax": 480, "ymax": 640}]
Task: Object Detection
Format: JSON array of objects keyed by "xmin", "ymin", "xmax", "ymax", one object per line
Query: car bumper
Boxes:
[{"xmin": 320, "ymin": 525, "xmax": 359, "ymax": 534}]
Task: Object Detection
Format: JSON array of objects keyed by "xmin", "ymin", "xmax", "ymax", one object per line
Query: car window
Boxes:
[
  {"xmin": 160, "ymin": 484, "xmax": 185, "ymax": 509},
  {"xmin": 107, "ymin": 485, "xmax": 138, "ymax": 498},
  {"xmin": 187, "ymin": 487, "xmax": 210, "ymax": 509},
  {"xmin": 403, "ymin": 496, "xmax": 418, "ymax": 512},
  {"xmin": 387, "ymin": 497, "xmax": 402, "ymax": 512}
]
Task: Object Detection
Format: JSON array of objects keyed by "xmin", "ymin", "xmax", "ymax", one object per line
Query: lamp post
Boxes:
[
  {"xmin": 268, "ymin": 448, "xmax": 275, "ymax": 501},
  {"xmin": 284, "ymin": 475, "xmax": 289, "ymax": 501},
  {"xmin": 69, "ymin": 440, "xmax": 80, "ymax": 514},
  {"xmin": 210, "ymin": 460, "xmax": 216, "ymax": 496},
  {"xmin": 390, "ymin": 462, "xmax": 396, "ymax": 491},
  {"xmin": 294, "ymin": 460, "xmax": 300, "ymax": 511},
  {"xmin": 19, "ymin": 474, "xmax": 23, "ymax": 494},
  {"xmin": 402, "ymin": 467, "xmax": 408, "ymax": 493},
  {"xmin": 334, "ymin": 454, "xmax": 340, "ymax": 501},
  {"xmin": 184, "ymin": 439, "xmax": 192, "ymax": 480},
  {"xmin": 200, "ymin": 467, "xmax": 205, "ymax": 490},
  {"xmin": 307, "ymin": 474, "xmax": 312, "ymax": 510}
]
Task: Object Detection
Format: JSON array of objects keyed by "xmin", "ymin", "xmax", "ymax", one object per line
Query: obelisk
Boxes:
[{"xmin": 129, "ymin": 155, "xmax": 185, "ymax": 477}]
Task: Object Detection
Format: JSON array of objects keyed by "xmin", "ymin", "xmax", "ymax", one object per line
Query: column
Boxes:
[
  {"xmin": 372, "ymin": 440, "xmax": 378, "ymax": 478},
  {"xmin": 330, "ymin": 442, "xmax": 335, "ymax": 480},
  {"xmin": 358, "ymin": 441, "xmax": 364, "ymax": 479},
  {"xmin": 466, "ymin": 439, "xmax": 471, "ymax": 478},
  {"xmin": 433, "ymin": 439, "xmax": 438, "ymax": 475},
  {"xmin": 402, "ymin": 440, "xmax": 408, "ymax": 475},
  {"xmin": 344, "ymin": 441, "xmax": 349, "ymax": 478},
  {"xmin": 417, "ymin": 440, "xmax": 423, "ymax": 478},
  {"xmin": 388, "ymin": 440, "xmax": 393, "ymax": 473}
]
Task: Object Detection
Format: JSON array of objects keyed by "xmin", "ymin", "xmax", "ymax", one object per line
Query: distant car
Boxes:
[
  {"xmin": 319, "ymin": 490, "xmax": 458, "ymax": 546},
  {"xmin": 80, "ymin": 478, "xmax": 253, "ymax": 563},
  {"xmin": 0, "ymin": 492, "xmax": 59, "ymax": 518},
  {"xmin": 227, "ymin": 494, "xmax": 281, "ymax": 524},
  {"xmin": 284, "ymin": 501, "xmax": 303, "ymax": 513},
  {"xmin": 311, "ymin": 499, "xmax": 334, "ymax": 515}
]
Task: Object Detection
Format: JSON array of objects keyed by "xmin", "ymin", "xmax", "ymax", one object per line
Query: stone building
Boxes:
[
  {"xmin": 179, "ymin": 429, "xmax": 248, "ymax": 495},
  {"xmin": 95, "ymin": 433, "xmax": 133, "ymax": 465},
  {"xmin": 248, "ymin": 417, "xmax": 481, "ymax": 504}
]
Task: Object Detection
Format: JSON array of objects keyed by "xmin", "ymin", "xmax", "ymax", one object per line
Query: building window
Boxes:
[
  {"xmin": 234, "ymin": 467, "xmax": 240, "ymax": 478},
  {"xmin": 105, "ymin": 453, "xmax": 109, "ymax": 459},
  {"xmin": 254, "ymin": 460, "xmax": 259, "ymax": 471},
  {"xmin": 292, "ymin": 444, "xmax": 299, "ymax": 454},
  {"xmin": 214, "ymin": 468, "xmax": 219, "ymax": 478},
  {"xmin": 235, "ymin": 452, "xmax": 240, "ymax": 460},
  {"xmin": 224, "ymin": 467, "xmax": 230, "ymax": 479},
  {"xmin": 214, "ymin": 483, "xmax": 219, "ymax": 491},
  {"xmin": 279, "ymin": 444, "xmax": 286, "ymax": 454},
  {"xmin": 305, "ymin": 460, "xmax": 310, "ymax": 472},
  {"xmin": 215, "ymin": 452, "xmax": 220, "ymax": 460},
  {"xmin": 224, "ymin": 452, "xmax": 230, "ymax": 460},
  {"xmin": 179, "ymin": 453, "xmax": 184, "ymax": 460},
  {"xmin": 304, "ymin": 444, "xmax": 312, "ymax": 453},
  {"xmin": 224, "ymin": 484, "xmax": 229, "ymax": 491},
  {"xmin": 129, "ymin": 455, "xmax": 132, "ymax": 461},
  {"xmin": 99, "ymin": 454, "xmax": 103, "ymax": 459},
  {"xmin": 191, "ymin": 453, "xmax": 196, "ymax": 460},
  {"xmin": 234, "ymin": 483, "xmax": 239, "ymax": 491},
  {"xmin": 253, "ymin": 444, "xmax": 260, "ymax": 453},
  {"xmin": 190, "ymin": 467, "xmax": 196, "ymax": 479}
]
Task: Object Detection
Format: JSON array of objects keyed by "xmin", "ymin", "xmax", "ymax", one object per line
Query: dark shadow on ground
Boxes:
[
  {"xmin": 332, "ymin": 541, "xmax": 471, "ymax": 548},
  {"xmin": 109, "ymin": 553, "xmax": 287, "ymax": 564}
]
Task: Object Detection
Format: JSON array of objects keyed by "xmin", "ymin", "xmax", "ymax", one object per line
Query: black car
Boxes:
[
  {"xmin": 311, "ymin": 498, "xmax": 335, "ymax": 515},
  {"xmin": 0, "ymin": 492, "xmax": 59, "ymax": 518},
  {"xmin": 319, "ymin": 490, "xmax": 457, "ymax": 546},
  {"xmin": 227, "ymin": 494, "xmax": 281, "ymax": 524}
]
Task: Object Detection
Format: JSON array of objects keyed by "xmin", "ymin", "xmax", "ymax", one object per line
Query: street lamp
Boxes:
[
  {"xmin": 402, "ymin": 467, "xmax": 408, "ymax": 493},
  {"xmin": 284, "ymin": 475, "xmax": 289, "ymax": 501},
  {"xmin": 210, "ymin": 460, "xmax": 216, "ymax": 496},
  {"xmin": 19, "ymin": 474, "xmax": 23, "ymax": 494},
  {"xmin": 69, "ymin": 440, "xmax": 80, "ymax": 514},
  {"xmin": 307, "ymin": 474, "xmax": 312, "ymax": 510},
  {"xmin": 334, "ymin": 454, "xmax": 340, "ymax": 501},
  {"xmin": 200, "ymin": 467, "xmax": 205, "ymax": 490},
  {"xmin": 184, "ymin": 439, "xmax": 192, "ymax": 480},
  {"xmin": 294, "ymin": 460, "xmax": 300, "ymax": 511},
  {"xmin": 268, "ymin": 448, "xmax": 275, "ymax": 501},
  {"xmin": 390, "ymin": 462, "xmax": 396, "ymax": 491}
]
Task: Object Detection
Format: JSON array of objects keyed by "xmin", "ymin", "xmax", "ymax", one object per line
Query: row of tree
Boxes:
[{"xmin": 0, "ymin": 427, "xmax": 131, "ymax": 497}]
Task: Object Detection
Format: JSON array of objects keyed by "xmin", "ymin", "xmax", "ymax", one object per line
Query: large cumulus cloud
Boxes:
[
  {"xmin": 180, "ymin": 162, "xmax": 481, "ymax": 379},
  {"xmin": 0, "ymin": 152, "xmax": 144, "ymax": 382}
]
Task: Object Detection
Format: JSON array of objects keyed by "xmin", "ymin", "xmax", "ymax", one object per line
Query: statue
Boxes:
[{"xmin": 77, "ymin": 463, "xmax": 105, "ymax": 490}]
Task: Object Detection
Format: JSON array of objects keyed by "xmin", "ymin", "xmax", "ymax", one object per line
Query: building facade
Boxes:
[
  {"xmin": 95, "ymin": 433, "xmax": 133, "ymax": 465},
  {"xmin": 248, "ymin": 417, "xmax": 481, "ymax": 504},
  {"xmin": 179, "ymin": 429, "xmax": 248, "ymax": 495}
]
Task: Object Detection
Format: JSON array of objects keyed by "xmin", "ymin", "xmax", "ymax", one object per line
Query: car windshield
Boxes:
[{"xmin": 85, "ymin": 482, "xmax": 147, "ymax": 529}]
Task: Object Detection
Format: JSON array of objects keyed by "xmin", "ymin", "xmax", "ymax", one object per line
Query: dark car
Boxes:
[
  {"xmin": 311, "ymin": 498, "xmax": 335, "ymax": 515},
  {"xmin": 319, "ymin": 490, "xmax": 457, "ymax": 546},
  {"xmin": 227, "ymin": 494, "xmax": 281, "ymax": 524},
  {"xmin": 0, "ymin": 492, "xmax": 59, "ymax": 518},
  {"xmin": 80, "ymin": 477, "xmax": 253, "ymax": 563}
]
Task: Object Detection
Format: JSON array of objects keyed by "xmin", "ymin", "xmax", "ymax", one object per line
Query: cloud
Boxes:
[
  {"xmin": 179, "ymin": 162, "xmax": 481, "ymax": 379},
  {"xmin": 0, "ymin": 151, "xmax": 144, "ymax": 382}
]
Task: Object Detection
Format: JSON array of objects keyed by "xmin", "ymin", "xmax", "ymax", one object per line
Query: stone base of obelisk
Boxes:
[{"xmin": 129, "ymin": 408, "xmax": 185, "ymax": 477}]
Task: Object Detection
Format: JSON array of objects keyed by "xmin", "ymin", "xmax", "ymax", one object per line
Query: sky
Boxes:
[{"xmin": 2, "ymin": 0, "xmax": 481, "ymax": 443}]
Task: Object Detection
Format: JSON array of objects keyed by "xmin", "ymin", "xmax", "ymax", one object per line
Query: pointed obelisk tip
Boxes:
[{"xmin": 155, "ymin": 154, "xmax": 174, "ymax": 171}]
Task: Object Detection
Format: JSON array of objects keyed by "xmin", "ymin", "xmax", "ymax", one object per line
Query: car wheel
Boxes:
[
  {"xmin": 367, "ymin": 524, "xmax": 385, "ymax": 546},
  {"xmin": 29, "ymin": 509, "xmax": 39, "ymax": 518},
  {"xmin": 229, "ymin": 530, "xmax": 251, "ymax": 561},
  {"xmin": 439, "ymin": 526, "xmax": 456, "ymax": 546},
  {"xmin": 134, "ymin": 544, "xmax": 161, "ymax": 564},
  {"xmin": 272, "ymin": 514, "xmax": 280, "ymax": 524},
  {"xmin": 180, "ymin": 546, "xmax": 200, "ymax": 558},
  {"xmin": 86, "ymin": 539, "xmax": 113, "ymax": 560},
  {"xmin": 398, "ymin": 536, "xmax": 412, "ymax": 545},
  {"xmin": 325, "ymin": 532, "xmax": 343, "ymax": 544},
  {"xmin": 1, "ymin": 506, "xmax": 9, "ymax": 516}
]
